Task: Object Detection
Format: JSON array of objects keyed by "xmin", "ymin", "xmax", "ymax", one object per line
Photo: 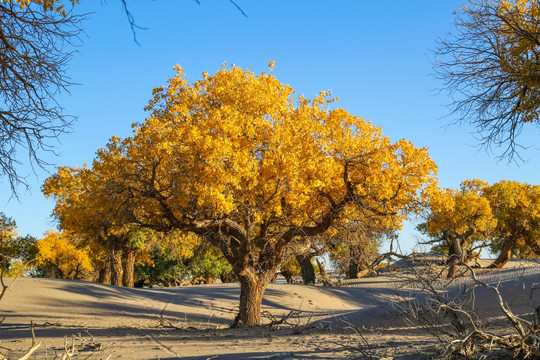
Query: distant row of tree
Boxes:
[
  {"xmin": 420, "ymin": 179, "xmax": 540, "ymax": 277},
  {"xmin": 0, "ymin": 216, "xmax": 236, "ymax": 286},
  {"xmin": 0, "ymin": 217, "xmax": 386, "ymax": 287}
]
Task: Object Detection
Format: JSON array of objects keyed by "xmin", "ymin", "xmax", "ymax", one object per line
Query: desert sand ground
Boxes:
[{"xmin": 1, "ymin": 260, "xmax": 540, "ymax": 359}]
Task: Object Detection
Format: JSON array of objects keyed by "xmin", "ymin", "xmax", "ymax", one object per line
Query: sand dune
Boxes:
[{"xmin": 1, "ymin": 263, "xmax": 540, "ymax": 359}]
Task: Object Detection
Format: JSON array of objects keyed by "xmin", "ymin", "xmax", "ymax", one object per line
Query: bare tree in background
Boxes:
[
  {"xmin": 434, "ymin": 0, "xmax": 540, "ymax": 160},
  {"xmin": 0, "ymin": 0, "xmax": 246, "ymax": 195},
  {"xmin": 0, "ymin": 1, "xmax": 83, "ymax": 195}
]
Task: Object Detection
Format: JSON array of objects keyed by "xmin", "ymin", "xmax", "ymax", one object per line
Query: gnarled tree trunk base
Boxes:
[
  {"xmin": 232, "ymin": 275, "xmax": 266, "ymax": 327},
  {"xmin": 488, "ymin": 239, "xmax": 515, "ymax": 269}
]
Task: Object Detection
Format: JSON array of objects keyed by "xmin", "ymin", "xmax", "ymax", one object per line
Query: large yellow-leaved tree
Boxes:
[{"xmin": 82, "ymin": 64, "xmax": 438, "ymax": 325}]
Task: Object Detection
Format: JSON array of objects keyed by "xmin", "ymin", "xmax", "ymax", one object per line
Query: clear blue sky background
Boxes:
[{"xmin": 1, "ymin": 0, "xmax": 539, "ymax": 254}]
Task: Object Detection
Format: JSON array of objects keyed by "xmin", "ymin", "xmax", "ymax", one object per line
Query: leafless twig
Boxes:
[{"xmin": 398, "ymin": 259, "xmax": 540, "ymax": 359}]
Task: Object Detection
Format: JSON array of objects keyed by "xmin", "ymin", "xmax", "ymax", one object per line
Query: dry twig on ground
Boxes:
[
  {"xmin": 396, "ymin": 260, "xmax": 540, "ymax": 359},
  {"xmin": 262, "ymin": 310, "xmax": 302, "ymax": 329}
]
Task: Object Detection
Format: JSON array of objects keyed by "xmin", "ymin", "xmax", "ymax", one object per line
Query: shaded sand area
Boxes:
[{"xmin": 2, "ymin": 261, "xmax": 540, "ymax": 359}]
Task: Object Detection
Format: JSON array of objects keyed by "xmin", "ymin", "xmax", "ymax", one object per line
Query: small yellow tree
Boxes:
[{"xmin": 36, "ymin": 230, "xmax": 93, "ymax": 280}]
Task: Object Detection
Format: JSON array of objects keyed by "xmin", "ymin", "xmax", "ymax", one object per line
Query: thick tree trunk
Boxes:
[
  {"xmin": 447, "ymin": 237, "xmax": 463, "ymax": 278},
  {"xmin": 347, "ymin": 245, "xmax": 359, "ymax": 279},
  {"xmin": 98, "ymin": 251, "xmax": 112, "ymax": 284},
  {"xmin": 489, "ymin": 238, "xmax": 516, "ymax": 269},
  {"xmin": 110, "ymin": 247, "xmax": 123, "ymax": 286},
  {"xmin": 348, "ymin": 259, "xmax": 358, "ymax": 279},
  {"xmin": 98, "ymin": 266, "xmax": 111, "ymax": 285},
  {"xmin": 295, "ymin": 254, "xmax": 315, "ymax": 285},
  {"xmin": 234, "ymin": 275, "xmax": 266, "ymax": 326},
  {"xmin": 122, "ymin": 248, "xmax": 137, "ymax": 287}
]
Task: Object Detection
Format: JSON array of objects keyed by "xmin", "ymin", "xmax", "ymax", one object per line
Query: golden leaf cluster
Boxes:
[{"xmin": 93, "ymin": 64, "xmax": 438, "ymax": 233}]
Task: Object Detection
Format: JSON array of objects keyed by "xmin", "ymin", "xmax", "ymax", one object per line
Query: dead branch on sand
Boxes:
[
  {"xmin": 262, "ymin": 310, "xmax": 302, "ymax": 328},
  {"xmin": 261, "ymin": 309, "xmax": 321, "ymax": 334},
  {"xmin": 0, "ymin": 321, "xmax": 42, "ymax": 360},
  {"xmin": 52, "ymin": 331, "xmax": 104, "ymax": 360},
  {"xmin": 332, "ymin": 320, "xmax": 380, "ymax": 360},
  {"xmin": 0, "ymin": 322, "xmax": 105, "ymax": 360},
  {"xmin": 396, "ymin": 260, "xmax": 540, "ymax": 359}
]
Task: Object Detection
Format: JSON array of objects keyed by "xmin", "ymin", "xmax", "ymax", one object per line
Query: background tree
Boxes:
[
  {"xmin": 35, "ymin": 229, "xmax": 93, "ymax": 280},
  {"xmin": 189, "ymin": 245, "xmax": 232, "ymax": 284},
  {"xmin": 91, "ymin": 64, "xmax": 437, "ymax": 325},
  {"xmin": 280, "ymin": 256, "xmax": 303, "ymax": 284},
  {"xmin": 134, "ymin": 231, "xmax": 231, "ymax": 287},
  {"xmin": 0, "ymin": 212, "xmax": 38, "ymax": 277},
  {"xmin": 134, "ymin": 247, "xmax": 189, "ymax": 288},
  {"xmin": 484, "ymin": 180, "xmax": 540, "ymax": 268},
  {"xmin": 434, "ymin": 0, "xmax": 540, "ymax": 159},
  {"xmin": 0, "ymin": 212, "xmax": 19, "ymax": 273},
  {"xmin": 419, "ymin": 180, "xmax": 496, "ymax": 277},
  {"xmin": 0, "ymin": 0, "xmax": 83, "ymax": 193},
  {"xmin": 326, "ymin": 220, "xmax": 389, "ymax": 279},
  {"xmin": 42, "ymin": 165, "xmax": 154, "ymax": 287},
  {"xmin": 294, "ymin": 248, "xmax": 317, "ymax": 285},
  {"xmin": 0, "ymin": 234, "xmax": 39, "ymax": 277},
  {"xmin": 43, "ymin": 166, "xmax": 120, "ymax": 284}
]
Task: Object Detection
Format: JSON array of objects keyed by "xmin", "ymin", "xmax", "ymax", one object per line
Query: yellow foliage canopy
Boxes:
[
  {"xmin": 97, "ymin": 64, "xmax": 438, "ymax": 236},
  {"xmin": 426, "ymin": 180, "xmax": 495, "ymax": 242},
  {"xmin": 485, "ymin": 180, "xmax": 540, "ymax": 247}
]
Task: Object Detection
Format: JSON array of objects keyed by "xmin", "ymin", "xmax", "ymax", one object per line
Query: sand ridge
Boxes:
[{"xmin": 1, "ymin": 263, "xmax": 540, "ymax": 359}]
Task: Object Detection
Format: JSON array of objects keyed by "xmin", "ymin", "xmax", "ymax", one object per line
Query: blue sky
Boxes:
[{"xmin": 1, "ymin": 0, "xmax": 539, "ymax": 253}]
